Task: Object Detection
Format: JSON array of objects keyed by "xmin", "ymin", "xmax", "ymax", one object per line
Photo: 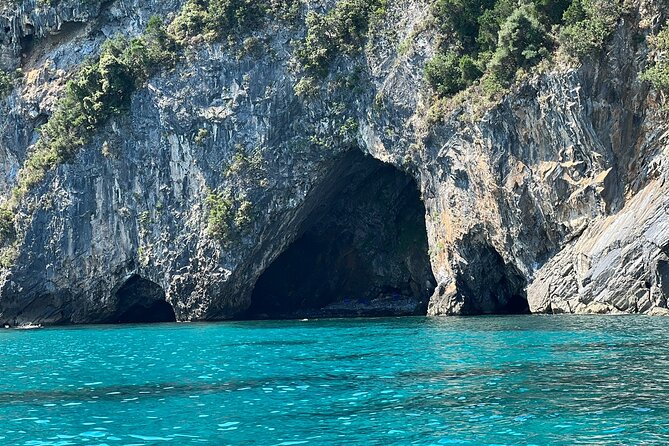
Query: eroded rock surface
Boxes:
[{"xmin": 0, "ymin": 0, "xmax": 668, "ymax": 324}]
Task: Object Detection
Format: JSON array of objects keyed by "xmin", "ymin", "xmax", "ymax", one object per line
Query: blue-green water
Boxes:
[{"xmin": 1, "ymin": 316, "xmax": 669, "ymax": 445}]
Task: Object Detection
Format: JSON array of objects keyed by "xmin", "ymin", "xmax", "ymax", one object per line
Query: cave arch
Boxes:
[
  {"xmin": 454, "ymin": 234, "xmax": 529, "ymax": 315},
  {"xmin": 246, "ymin": 150, "xmax": 437, "ymax": 319},
  {"xmin": 112, "ymin": 275, "xmax": 176, "ymax": 323}
]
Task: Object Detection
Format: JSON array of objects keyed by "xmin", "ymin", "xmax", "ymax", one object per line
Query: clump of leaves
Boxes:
[
  {"xmin": 0, "ymin": 69, "xmax": 14, "ymax": 98},
  {"xmin": 559, "ymin": 0, "xmax": 629, "ymax": 59},
  {"xmin": 427, "ymin": 0, "xmax": 561, "ymax": 98},
  {"xmin": 168, "ymin": 0, "xmax": 265, "ymax": 44},
  {"xmin": 296, "ymin": 0, "xmax": 387, "ymax": 77},
  {"xmin": 641, "ymin": 23, "xmax": 669, "ymax": 93},
  {"xmin": 488, "ymin": 4, "xmax": 549, "ymax": 83},
  {"xmin": 205, "ymin": 189, "xmax": 253, "ymax": 244}
]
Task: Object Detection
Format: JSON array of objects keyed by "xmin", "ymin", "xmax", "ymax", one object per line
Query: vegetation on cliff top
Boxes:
[
  {"xmin": 296, "ymin": 0, "xmax": 387, "ymax": 77},
  {"xmin": 425, "ymin": 0, "xmax": 630, "ymax": 100},
  {"xmin": 559, "ymin": 0, "xmax": 630, "ymax": 58}
]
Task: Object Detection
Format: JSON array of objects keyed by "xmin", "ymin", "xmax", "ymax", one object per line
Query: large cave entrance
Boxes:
[
  {"xmin": 111, "ymin": 275, "xmax": 176, "ymax": 323},
  {"xmin": 246, "ymin": 151, "xmax": 437, "ymax": 319}
]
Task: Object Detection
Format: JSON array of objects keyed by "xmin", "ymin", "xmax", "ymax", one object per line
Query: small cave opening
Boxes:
[
  {"xmin": 246, "ymin": 150, "xmax": 436, "ymax": 319},
  {"xmin": 111, "ymin": 275, "xmax": 176, "ymax": 323},
  {"xmin": 20, "ymin": 23, "xmax": 35, "ymax": 57},
  {"xmin": 454, "ymin": 234, "xmax": 530, "ymax": 315}
]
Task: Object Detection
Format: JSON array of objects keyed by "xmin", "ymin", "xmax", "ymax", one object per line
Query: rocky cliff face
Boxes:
[{"xmin": 0, "ymin": 0, "xmax": 668, "ymax": 325}]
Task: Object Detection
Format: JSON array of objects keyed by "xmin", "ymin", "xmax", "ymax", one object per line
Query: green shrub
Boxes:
[
  {"xmin": 294, "ymin": 76, "xmax": 319, "ymax": 97},
  {"xmin": 559, "ymin": 0, "xmax": 627, "ymax": 59},
  {"xmin": 562, "ymin": 0, "xmax": 586, "ymax": 25},
  {"xmin": 433, "ymin": 0, "xmax": 496, "ymax": 52},
  {"xmin": 194, "ymin": 128, "xmax": 210, "ymax": 145},
  {"xmin": 425, "ymin": 52, "xmax": 463, "ymax": 96},
  {"xmin": 168, "ymin": 1, "xmax": 209, "ymax": 41},
  {"xmin": 0, "ymin": 206, "xmax": 15, "ymax": 245},
  {"xmin": 126, "ymin": 16, "xmax": 179, "ymax": 77},
  {"xmin": 206, "ymin": 190, "xmax": 235, "ymax": 241},
  {"xmin": 475, "ymin": 0, "xmax": 515, "ymax": 53},
  {"xmin": 267, "ymin": 0, "xmax": 301, "ymax": 22},
  {"xmin": 641, "ymin": 24, "xmax": 669, "ymax": 93},
  {"xmin": 480, "ymin": 71, "xmax": 505, "ymax": 96},
  {"xmin": 532, "ymin": 0, "xmax": 571, "ymax": 25},
  {"xmin": 233, "ymin": 199, "xmax": 252, "ymax": 228},
  {"xmin": 205, "ymin": 189, "xmax": 252, "ymax": 243},
  {"xmin": 0, "ymin": 69, "xmax": 14, "ymax": 98},
  {"xmin": 425, "ymin": 51, "xmax": 486, "ymax": 98},
  {"xmin": 488, "ymin": 4, "xmax": 549, "ymax": 83},
  {"xmin": 297, "ymin": 0, "xmax": 386, "ymax": 76},
  {"xmin": 459, "ymin": 54, "xmax": 483, "ymax": 84},
  {"xmin": 168, "ymin": 0, "xmax": 265, "ymax": 44}
]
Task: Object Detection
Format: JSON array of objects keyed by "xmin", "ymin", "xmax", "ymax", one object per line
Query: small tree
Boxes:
[
  {"xmin": 433, "ymin": 0, "xmax": 496, "ymax": 51},
  {"xmin": 475, "ymin": 0, "xmax": 515, "ymax": 53},
  {"xmin": 488, "ymin": 4, "xmax": 548, "ymax": 83},
  {"xmin": 459, "ymin": 54, "xmax": 483, "ymax": 84},
  {"xmin": 559, "ymin": 0, "xmax": 627, "ymax": 59},
  {"xmin": 532, "ymin": 0, "xmax": 571, "ymax": 25},
  {"xmin": 562, "ymin": 0, "xmax": 586, "ymax": 25},
  {"xmin": 425, "ymin": 52, "xmax": 463, "ymax": 96}
]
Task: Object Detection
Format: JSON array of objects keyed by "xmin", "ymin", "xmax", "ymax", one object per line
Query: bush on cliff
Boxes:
[
  {"xmin": 206, "ymin": 189, "xmax": 253, "ymax": 244},
  {"xmin": 17, "ymin": 17, "xmax": 177, "ymax": 197},
  {"xmin": 427, "ymin": 0, "xmax": 555, "ymax": 98},
  {"xmin": 425, "ymin": 52, "xmax": 484, "ymax": 96},
  {"xmin": 0, "ymin": 69, "xmax": 13, "ymax": 98},
  {"xmin": 488, "ymin": 5, "xmax": 549, "ymax": 83},
  {"xmin": 641, "ymin": 24, "xmax": 669, "ymax": 94},
  {"xmin": 168, "ymin": 0, "xmax": 265, "ymax": 43},
  {"xmin": 425, "ymin": 52, "xmax": 463, "ymax": 97},
  {"xmin": 433, "ymin": 0, "xmax": 496, "ymax": 52},
  {"xmin": 559, "ymin": 0, "xmax": 628, "ymax": 59},
  {"xmin": 425, "ymin": 0, "xmax": 626, "ymax": 99},
  {"xmin": 297, "ymin": 0, "xmax": 387, "ymax": 76}
]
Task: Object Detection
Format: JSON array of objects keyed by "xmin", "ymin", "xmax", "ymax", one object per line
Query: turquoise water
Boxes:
[{"xmin": 1, "ymin": 316, "xmax": 669, "ymax": 445}]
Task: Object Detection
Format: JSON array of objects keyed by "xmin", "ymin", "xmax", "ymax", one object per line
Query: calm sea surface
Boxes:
[{"xmin": 1, "ymin": 315, "xmax": 668, "ymax": 445}]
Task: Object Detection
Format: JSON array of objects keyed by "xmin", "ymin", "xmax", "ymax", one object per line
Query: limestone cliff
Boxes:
[{"xmin": 0, "ymin": 0, "xmax": 668, "ymax": 324}]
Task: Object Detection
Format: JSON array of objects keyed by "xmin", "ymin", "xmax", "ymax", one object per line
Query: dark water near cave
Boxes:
[{"xmin": 1, "ymin": 316, "xmax": 669, "ymax": 445}]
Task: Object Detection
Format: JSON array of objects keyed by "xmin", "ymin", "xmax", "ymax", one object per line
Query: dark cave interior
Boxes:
[
  {"xmin": 246, "ymin": 151, "xmax": 437, "ymax": 319},
  {"xmin": 112, "ymin": 275, "xmax": 176, "ymax": 323}
]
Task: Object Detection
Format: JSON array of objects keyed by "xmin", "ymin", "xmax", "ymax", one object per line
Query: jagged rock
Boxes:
[{"xmin": 648, "ymin": 306, "xmax": 669, "ymax": 316}]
